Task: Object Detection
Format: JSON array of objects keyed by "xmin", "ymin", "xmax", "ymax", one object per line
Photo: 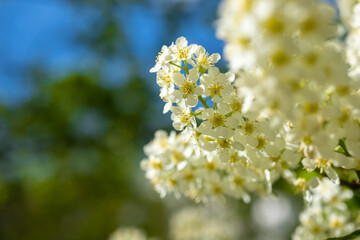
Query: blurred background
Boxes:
[{"xmin": 0, "ymin": 0, "xmax": 335, "ymax": 239}]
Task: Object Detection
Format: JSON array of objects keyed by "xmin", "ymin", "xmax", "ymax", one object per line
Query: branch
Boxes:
[
  {"xmin": 317, "ymin": 169, "xmax": 360, "ymax": 191},
  {"xmin": 198, "ymin": 96, "xmax": 209, "ymax": 108},
  {"xmin": 339, "ymin": 178, "xmax": 360, "ymax": 190},
  {"xmin": 327, "ymin": 229, "xmax": 360, "ymax": 240}
]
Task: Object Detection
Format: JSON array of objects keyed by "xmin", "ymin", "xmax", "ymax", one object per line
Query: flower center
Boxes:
[
  {"xmin": 209, "ymin": 84, "xmax": 224, "ymax": 96},
  {"xmin": 177, "ymin": 47, "xmax": 189, "ymax": 60},
  {"xmin": 210, "ymin": 113, "xmax": 225, "ymax": 127},
  {"xmin": 217, "ymin": 138, "xmax": 231, "ymax": 149},
  {"xmin": 243, "ymin": 122, "xmax": 255, "ymax": 134}
]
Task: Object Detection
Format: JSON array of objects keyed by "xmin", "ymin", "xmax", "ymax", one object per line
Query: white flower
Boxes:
[
  {"xmin": 170, "ymin": 68, "xmax": 203, "ymax": 106},
  {"xmin": 146, "ymin": 37, "xmax": 302, "ymax": 202},
  {"xmin": 200, "ymin": 67, "xmax": 233, "ymax": 102},
  {"xmin": 170, "ymin": 205, "xmax": 241, "ymax": 240},
  {"xmin": 109, "ymin": 227, "xmax": 148, "ymax": 240},
  {"xmin": 170, "ymin": 100, "xmax": 197, "ymax": 131},
  {"xmin": 293, "ymin": 178, "xmax": 357, "ymax": 240},
  {"xmin": 193, "ymin": 46, "xmax": 221, "ymax": 72},
  {"xmin": 169, "ymin": 36, "xmax": 198, "ymax": 63},
  {"xmin": 150, "ymin": 45, "xmax": 172, "ymax": 73}
]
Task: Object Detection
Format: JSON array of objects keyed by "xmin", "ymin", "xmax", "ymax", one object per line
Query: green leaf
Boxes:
[{"xmin": 335, "ymin": 138, "xmax": 352, "ymax": 157}]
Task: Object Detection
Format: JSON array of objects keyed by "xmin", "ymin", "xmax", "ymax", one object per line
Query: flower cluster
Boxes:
[
  {"xmin": 142, "ymin": 37, "xmax": 301, "ymax": 202},
  {"xmin": 142, "ymin": 1, "xmax": 360, "ymax": 239},
  {"xmin": 109, "ymin": 227, "xmax": 148, "ymax": 240},
  {"xmin": 293, "ymin": 178, "xmax": 358, "ymax": 240},
  {"xmin": 342, "ymin": 0, "xmax": 360, "ymax": 79},
  {"xmin": 169, "ymin": 205, "xmax": 241, "ymax": 240},
  {"xmin": 217, "ymin": 0, "xmax": 360, "ymax": 183}
]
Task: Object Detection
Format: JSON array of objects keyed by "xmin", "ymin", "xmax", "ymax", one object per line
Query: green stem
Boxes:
[
  {"xmin": 192, "ymin": 110, "xmax": 203, "ymax": 116},
  {"xmin": 169, "ymin": 61, "xmax": 183, "ymax": 69},
  {"xmin": 340, "ymin": 179, "xmax": 360, "ymax": 190},
  {"xmin": 213, "ymin": 103, "xmax": 217, "ymax": 110},
  {"xmin": 327, "ymin": 229, "xmax": 360, "ymax": 240},
  {"xmin": 183, "ymin": 61, "xmax": 189, "ymax": 75},
  {"xmin": 318, "ymin": 170, "xmax": 360, "ymax": 191},
  {"xmin": 198, "ymin": 96, "xmax": 209, "ymax": 109}
]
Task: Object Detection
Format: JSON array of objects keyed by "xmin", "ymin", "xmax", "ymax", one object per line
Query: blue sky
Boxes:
[
  {"xmin": 0, "ymin": 0, "xmax": 96, "ymax": 103},
  {"xmin": 0, "ymin": 0, "xmax": 224, "ymax": 104},
  {"xmin": 0, "ymin": 0, "xmax": 336, "ymax": 105}
]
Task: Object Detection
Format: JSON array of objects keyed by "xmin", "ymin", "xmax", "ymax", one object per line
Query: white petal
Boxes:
[
  {"xmin": 209, "ymin": 67, "xmax": 220, "ymax": 75},
  {"xmin": 177, "ymin": 161, "xmax": 187, "ymax": 170},
  {"xmin": 212, "ymin": 95, "xmax": 223, "ymax": 103},
  {"xmin": 226, "ymin": 72, "xmax": 235, "ymax": 82},
  {"xmin": 233, "ymin": 130, "xmax": 246, "ymax": 142},
  {"xmin": 170, "ymin": 90, "xmax": 183, "ymax": 102},
  {"xmin": 221, "ymin": 85, "xmax": 233, "ymax": 96},
  {"xmin": 197, "ymin": 121, "xmax": 213, "ymax": 135},
  {"xmin": 175, "ymin": 36, "xmax": 187, "ymax": 48},
  {"xmin": 202, "ymin": 141, "xmax": 217, "ymax": 151},
  {"xmin": 188, "ymin": 44, "xmax": 198, "ymax": 56},
  {"xmin": 171, "ymin": 72, "xmax": 186, "ymax": 85},
  {"xmin": 282, "ymin": 149, "xmax": 300, "ymax": 165},
  {"xmin": 265, "ymin": 145, "xmax": 279, "ymax": 157},
  {"xmin": 211, "ymin": 53, "xmax": 221, "ymax": 63},
  {"xmin": 218, "ymin": 103, "xmax": 231, "ymax": 115},
  {"xmin": 225, "ymin": 116, "xmax": 239, "ymax": 128},
  {"xmin": 301, "ymin": 158, "xmax": 316, "ymax": 171},
  {"xmin": 170, "ymin": 106, "xmax": 182, "ymax": 115},
  {"xmin": 247, "ymin": 136, "xmax": 258, "ymax": 147},
  {"xmin": 219, "ymin": 151, "xmax": 230, "ymax": 162},
  {"xmin": 216, "ymin": 127, "xmax": 233, "ymax": 138},
  {"xmin": 150, "ymin": 64, "xmax": 161, "ymax": 73},
  {"xmin": 172, "ymin": 122, "xmax": 182, "ymax": 130},
  {"xmin": 163, "ymin": 102, "xmax": 172, "ymax": 113},
  {"xmin": 232, "ymin": 141, "xmax": 245, "ymax": 151},
  {"xmin": 202, "ymin": 108, "xmax": 214, "ymax": 119},
  {"xmin": 325, "ymin": 167, "xmax": 340, "ymax": 184},
  {"xmin": 308, "ymin": 176, "xmax": 320, "ymax": 189},
  {"xmin": 194, "ymin": 85, "xmax": 204, "ymax": 95},
  {"xmin": 186, "ymin": 95, "xmax": 198, "ymax": 107},
  {"xmin": 188, "ymin": 68, "xmax": 199, "ymax": 82}
]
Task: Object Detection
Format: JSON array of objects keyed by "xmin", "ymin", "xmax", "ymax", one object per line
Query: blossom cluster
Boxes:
[
  {"xmin": 342, "ymin": 0, "xmax": 360, "ymax": 79},
  {"xmin": 169, "ymin": 205, "xmax": 241, "ymax": 240},
  {"xmin": 217, "ymin": 0, "xmax": 360, "ymax": 183},
  {"xmin": 142, "ymin": 37, "xmax": 301, "ymax": 202},
  {"xmin": 293, "ymin": 178, "xmax": 359, "ymax": 240},
  {"xmin": 108, "ymin": 205, "xmax": 240, "ymax": 240},
  {"xmin": 141, "ymin": 1, "xmax": 360, "ymax": 239},
  {"xmin": 109, "ymin": 227, "xmax": 149, "ymax": 240}
]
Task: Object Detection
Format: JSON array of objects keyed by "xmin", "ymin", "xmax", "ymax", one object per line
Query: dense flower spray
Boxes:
[
  {"xmin": 217, "ymin": 0, "xmax": 360, "ymax": 183},
  {"xmin": 293, "ymin": 179, "xmax": 357, "ymax": 240},
  {"xmin": 143, "ymin": 37, "xmax": 301, "ymax": 202},
  {"xmin": 143, "ymin": 0, "xmax": 360, "ymax": 239},
  {"xmin": 169, "ymin": 205, "xmax": 241, "ymax": 240}
]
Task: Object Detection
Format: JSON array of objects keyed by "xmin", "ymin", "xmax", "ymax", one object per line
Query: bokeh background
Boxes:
[{"xmin": 0, "ymin": 0, "xmax": 336, "ymax": 239}]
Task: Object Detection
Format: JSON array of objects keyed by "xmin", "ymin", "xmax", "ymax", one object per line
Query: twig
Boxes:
[{"xmin": 327, "ymin": 229, "xmax": 360, "ymax": 240}]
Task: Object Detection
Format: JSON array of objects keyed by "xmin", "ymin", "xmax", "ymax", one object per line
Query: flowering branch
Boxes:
[{"xmin": 144, "ymin": 0, "xmax": 360, "ymax": 238}]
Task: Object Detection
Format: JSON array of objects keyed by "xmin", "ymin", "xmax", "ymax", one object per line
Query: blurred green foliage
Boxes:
[
  {"xmin": 0, "ymin": 0, "xmax": 220, "ymax": 238},
  {"xmin": 0, "ymin": 73, "xmax": 170, "ymax": 239}
]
